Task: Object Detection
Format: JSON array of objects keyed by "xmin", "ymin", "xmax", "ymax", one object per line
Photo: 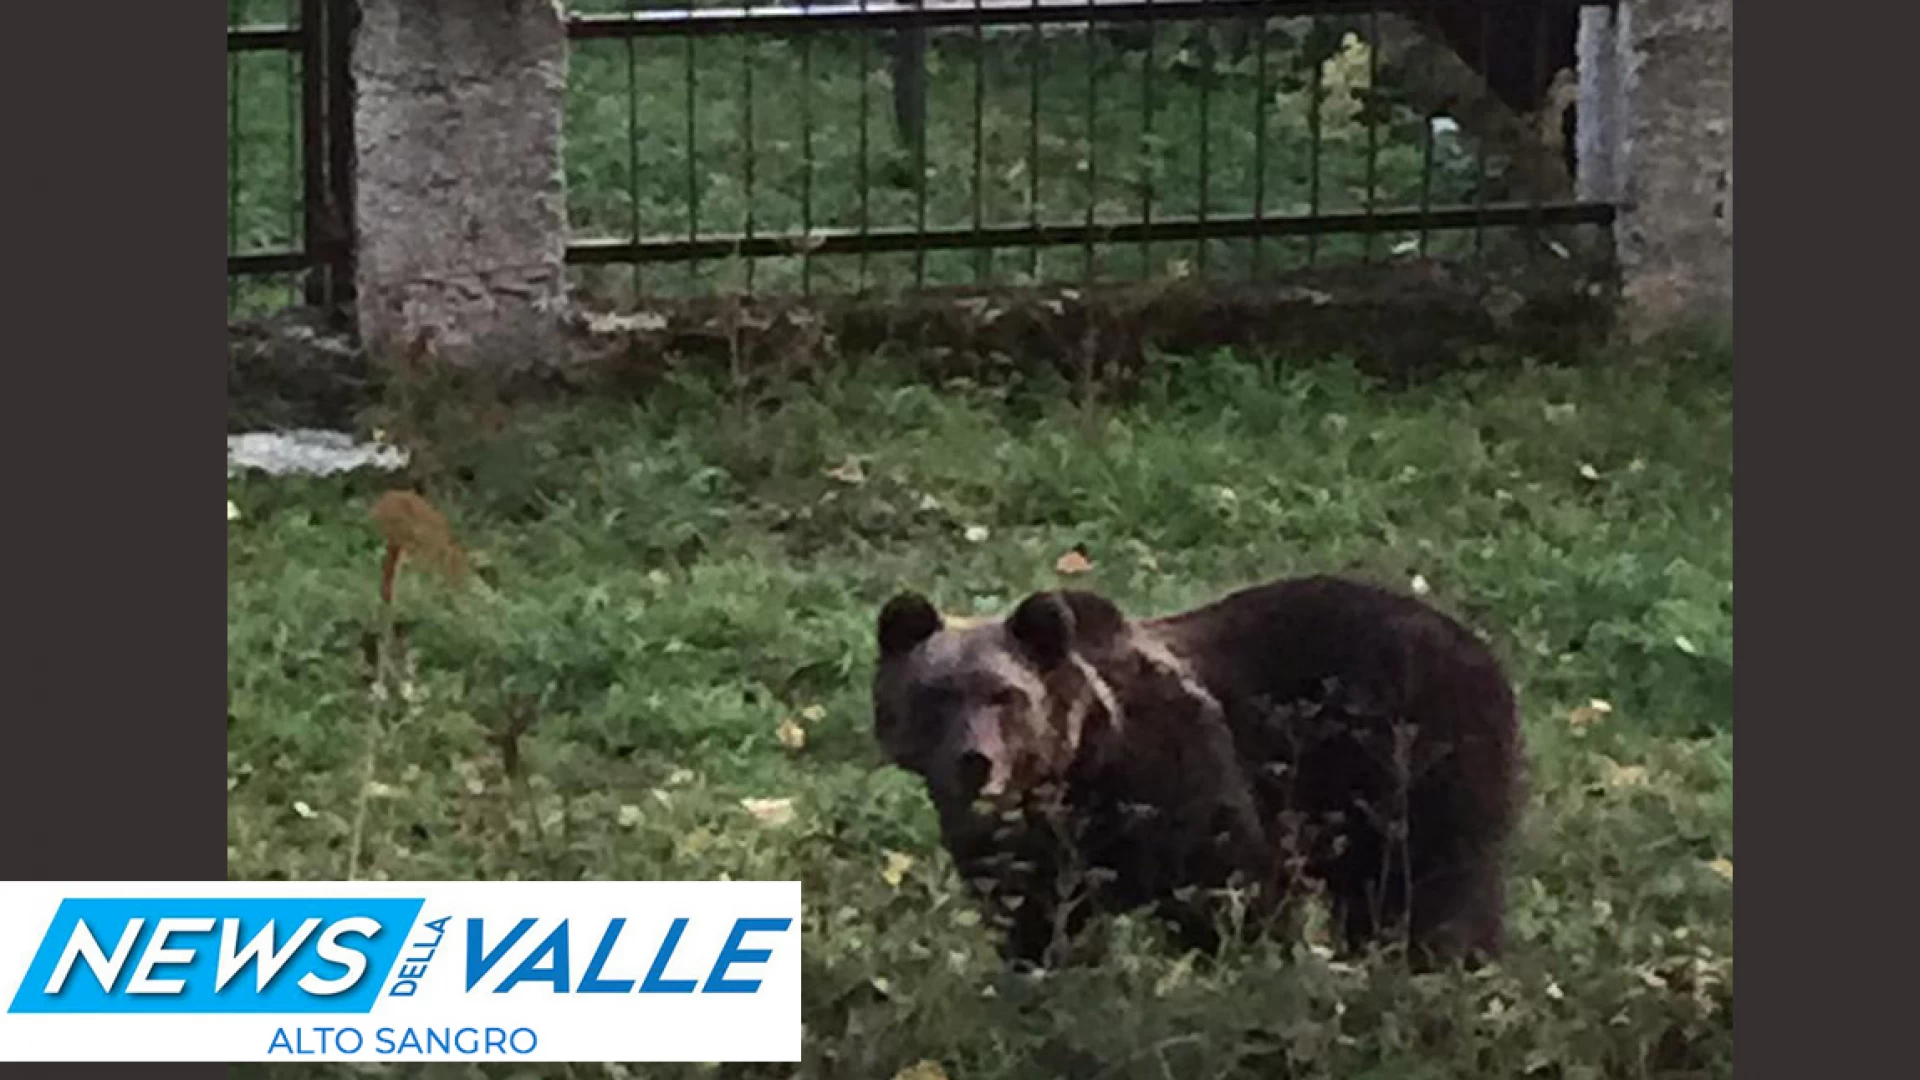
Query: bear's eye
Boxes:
[{"xmin": 988, "ymin": 687, "xmax": 1023, "ymax": 709}]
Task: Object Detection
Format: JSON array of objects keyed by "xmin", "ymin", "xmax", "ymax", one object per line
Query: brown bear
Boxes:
[{"xmin": 872, "ymin": 575, "xmax": 1523, "ymax": 969}]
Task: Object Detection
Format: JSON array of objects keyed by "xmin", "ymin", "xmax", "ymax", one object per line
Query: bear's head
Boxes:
[{"xmin": 871, "ymin": 588, "xmax": 1129, "ymax": 819}]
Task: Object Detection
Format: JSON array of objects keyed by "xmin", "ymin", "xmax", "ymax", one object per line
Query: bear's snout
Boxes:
[
  {"xmin": 955, "ymin": 750, "xmax": 995, "ymax": 797},
  {"xmin": 923, "ymin": 709, "xmax": 1019, "ymax": 809}
]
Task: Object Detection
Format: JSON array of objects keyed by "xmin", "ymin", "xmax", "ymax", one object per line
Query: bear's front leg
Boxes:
[{"xmin": 957, "ymin": 852, "xmax": 1084, "ymax": 969}]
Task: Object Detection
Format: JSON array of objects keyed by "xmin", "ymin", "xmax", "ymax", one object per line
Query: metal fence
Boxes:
[
  {"xmin": 226, "ymin": 0, "xmax": 1615, "ymax": 314},
  {"xmin": 225, "ymin": 0, "xmax": 353, "ymax": 315}
]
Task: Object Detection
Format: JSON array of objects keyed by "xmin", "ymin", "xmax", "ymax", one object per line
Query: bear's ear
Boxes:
[
  {"xmin": 1008, "ymin": 591, "xmax": 1077, "ymax": 669},
  {"xmin": 1054, "ymin": 590, "xmax": 1127, "ymax": 650},
  {"xmin": 878, "ymin": 592, "xmax": 942, "ymax": 658}
]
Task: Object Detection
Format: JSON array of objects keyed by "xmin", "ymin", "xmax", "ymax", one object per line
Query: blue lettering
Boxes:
[
  {"xmin": 270, "ymin": 1026, "xmax": 350, "ymax": 1054},
  {"xmin": 496, "ymin": 922, "xmax": 570, "ymax": 993},
  {"xmin": 370, "ymin": 1026, "xmax": 534, "ymax": 1056},
  {"xmin": 703, "ymin": 917, "xmax": 791, "ymax": 994},
  {"xmin": 640, "ymin": 918, "xmax": 698, "ymax": 994},
  {"xmin": 10, "ymin": 899, "xmax": 423, "ymax": 1015},
  {"xmin": 579, "ymin": 918, "xmax": 636, "ymax": 993},
  {"xmin": 389, "ymin": 915, "xmax": 450, "ymax": 996},
  {"xmin": 464, "ymin": 918, "xmax": 536, "ymax": 991}
]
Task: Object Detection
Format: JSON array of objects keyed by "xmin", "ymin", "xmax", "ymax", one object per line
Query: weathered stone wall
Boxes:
[
  {"xmin": 1580, "ymin": 0, "xmax": 1733, "ymax": 339},
  {"xmin": 351, "ymin": 0, "xmax": 570, "ymax": 373}
]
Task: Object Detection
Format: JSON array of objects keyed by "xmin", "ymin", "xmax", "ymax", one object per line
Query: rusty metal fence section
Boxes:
[{"xmin": 226, "ymin": 0, "xmax": 354, "ymax": 315}]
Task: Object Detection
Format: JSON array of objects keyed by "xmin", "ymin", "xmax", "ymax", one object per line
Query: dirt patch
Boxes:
[{"xmin": 228, "ymin": 307, "xmax": 375, "ymax": 433}]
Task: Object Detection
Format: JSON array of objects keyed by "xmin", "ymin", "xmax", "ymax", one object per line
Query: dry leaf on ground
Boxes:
[
  {"xmin": 1055, "ymin": 546, "xmax": 1094, "ymax": 575},
  {"xmin": 1602, "ymin": 758, "xmax": 1651, "ymax": 789},
  {"xmin": 741, "ymin": 796, "xmax": 796, "ymax": 828},
  {"xmin": 775, "ymin": 718, "xmax": 808, "ymax": 753},
  {"xmin": 1569, "ymin": 698, "xmax": 1615, "ymax": 732},
  {"xmin": 825, "ymin": 458, "xmax": 867, "ymax": 485},
  {"xmin": 881, "ymin": 851, "xmax": 916, "ymax": 889}
]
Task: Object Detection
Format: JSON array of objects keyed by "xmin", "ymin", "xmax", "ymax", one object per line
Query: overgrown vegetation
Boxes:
[{"xmin": 228, "ymin": 338, "xmax": 1733, "ymax": 1079}]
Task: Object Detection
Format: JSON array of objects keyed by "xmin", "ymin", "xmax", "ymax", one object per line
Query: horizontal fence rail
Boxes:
[
  {"xmin": 569, "ymin": 203, "xmax": 1611, "ymax": 266},
  {"xmin": 227, "ymin": 25, "xmax": 304, "ymax": 51},
  {"xmin": 568, "ymin": 0, "xmax": 1611, "ymax": 39}
]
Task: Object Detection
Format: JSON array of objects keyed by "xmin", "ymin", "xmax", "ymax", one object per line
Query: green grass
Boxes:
[
  {"xmin": 228, "ymin": 4, "xmax": 1576, "ymax": 316},
  {"xmin": 228, "ymin": 341, "xmax": 1734, "ymax": 1079}
]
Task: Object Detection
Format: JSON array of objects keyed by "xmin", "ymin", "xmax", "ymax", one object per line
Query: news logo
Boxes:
[{"xmin": 0, "ymin": 882, "xmax": 800, "ymax": 1063}]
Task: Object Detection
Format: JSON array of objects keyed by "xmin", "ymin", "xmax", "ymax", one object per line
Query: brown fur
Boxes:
[{"xmin": 872, "ymin": 576, "xmax": 1524, "ymax": 969}]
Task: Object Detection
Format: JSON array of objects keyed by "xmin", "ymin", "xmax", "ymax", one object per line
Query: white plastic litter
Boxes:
[{"xmin": 227, "ymin": 429, "xmax": 409, "ymax": 477}]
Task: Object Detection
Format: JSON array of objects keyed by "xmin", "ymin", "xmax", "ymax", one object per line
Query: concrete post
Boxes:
[
  {"xmin": 1579, "ymin": 0, "xmax": 1733, "ymax": 339},
  {"xmin": 351, "ymin": 0, "xmax": 571, "ymax": 373}
]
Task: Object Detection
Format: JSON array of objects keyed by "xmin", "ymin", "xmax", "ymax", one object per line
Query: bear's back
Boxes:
[{"xmin": 1142, "ymin": 575, "xmax": 1515, "ymax": 766}]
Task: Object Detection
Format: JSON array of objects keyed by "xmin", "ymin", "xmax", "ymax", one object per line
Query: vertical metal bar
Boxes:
[
  {"xmin": 1416, "ymin": 1, "xmax": 1435, "ymax": 257},
  {"xmin": 1198, "ymin": 16, "xmax": 1213, "ymax": 274},
  {"xmin": 802, "ymin": 2, "xmax": 816, "ymax": 295},
  {"xmin": 742, "ymin": 2, "xmax": 758, "ymax": 294},
  {"xmin": 1472, "ymin": 2, "xmax": 1490, "ymax": 260},
  {"xmin": 913, "ymin": 8, "xmax": 929, "ymax": 291},
  {"xmin": 1084, "ymin": 0, "xmax": 1099, "ymax": 281},
  {"xmin": 858, "ymin": 0, "xmax": 872, "ymax": 293},
  {"xmin": 686, "ymin": 31, "xmax": 700, "ymax": 288},
  {"xmin": 972, "ymin": 0, "xmax": 988, "ymax": 284},
  {"xmin": 285, "ymin": 0, "xmax": 298, "ymax": 284},
  {"xmin": 1528, "ymin": 0, "xmax": 1550, "ymax": 260},
  {"xmin": 1417, "ymin": 118, "xmax": 1436, "ymax": 257},
  {"xmin": 325, "ymin": 0, "xmax": 356, "ymax": 308},
  {"xmin": 300, "ymin": 0, "xmax": 325, "ymax": 306},
  {"xmin": 1306, "ymin": 14, "xmax": 1323, "ymax": 267},
  {"xmin": 1140, "ymin": 0, "xmax": 1155, "ymax": 278},
  {"xmin": 1252, "ymin": 15, "xmax": 1270, "ymax": 278},
  {"xmin": 228, "ymin": 19, "xmax": 241, "ymax": 312},
  {"xmin": 1362, "ymin": 8, "xmax": 1379, "ymax": 264},
  {"xmin": 627, "ymin": 1, "xmax": 642, "ymax": 301},
  {"xmin": 1028, "ymin": 0, "xmax": 1041, "ymax": 282}
]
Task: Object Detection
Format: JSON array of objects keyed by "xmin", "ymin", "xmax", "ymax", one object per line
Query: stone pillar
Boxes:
[
  {"xmin": 351, "ymin": 0, "xmax": 570, "ymax": 373},
  {"xmin": 1579, "ymin": 0, "xmax": 1733, "ymax": 339},
  {"xmin": 1575, "ymin": 5, "xmax": 1621, "ymax": 204}
]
